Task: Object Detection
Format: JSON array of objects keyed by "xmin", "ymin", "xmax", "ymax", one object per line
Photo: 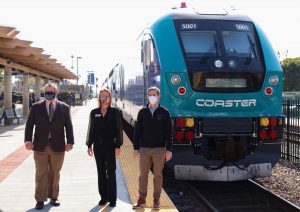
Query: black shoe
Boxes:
[
  {"xmin": 35, "ymin": 202, "xmax": 44, "ymax": 210},
  {"xmin": 99, "ymin": 199, "xmax": 107, "ymax": 206},
  {"xmin": 109, "ymin": 202, "xmax": 116, "ymax": 207}
]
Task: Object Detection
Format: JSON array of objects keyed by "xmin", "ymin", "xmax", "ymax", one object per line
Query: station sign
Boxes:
[{"xmin": 87, "ymin": 72, "xmax": 95, "ymax": 85}]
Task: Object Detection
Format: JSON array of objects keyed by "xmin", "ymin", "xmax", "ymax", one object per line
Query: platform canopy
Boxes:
[{"xmin": 0, "ymin": 26, "xmax": 77, "ymax": 81}]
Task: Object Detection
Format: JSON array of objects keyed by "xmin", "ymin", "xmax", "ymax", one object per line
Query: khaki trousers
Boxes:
[
  {"xmin": 138, "ymin": 147, "xmax": 165, "ymax": 199},
  {"xmin": 34, "ymin": 144, "xmax": 65, "ymax": 202}
]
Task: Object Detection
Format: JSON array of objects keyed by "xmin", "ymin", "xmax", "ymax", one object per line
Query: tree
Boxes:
[{"xmin": 282, "ymin": 57, "xmax": 300, "ymax": 91}]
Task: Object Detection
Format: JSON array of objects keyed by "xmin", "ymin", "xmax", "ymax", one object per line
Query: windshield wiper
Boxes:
[
  {"xmin": 245, "ymin": 34, "xmax": 257, "ymax": 64},
  {"xmin": 200, "ymin": 35, "xmax": 218, "ymax": 64}
]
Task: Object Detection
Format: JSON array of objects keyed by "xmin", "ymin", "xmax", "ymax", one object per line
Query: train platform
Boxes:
[{"xmin": 0, "ymin": 99, "xmax": 178, "ymax": 212}]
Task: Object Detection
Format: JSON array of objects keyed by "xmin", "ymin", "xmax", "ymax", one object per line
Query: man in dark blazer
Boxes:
[{"xmin": 24, "ymin": 82, "xmax": 74, "ymax": 210}]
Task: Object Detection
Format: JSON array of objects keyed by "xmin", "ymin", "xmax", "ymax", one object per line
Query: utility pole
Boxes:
[{"xmin": 76, "ymin": 56, "xmax": 82, "ymax": 86}]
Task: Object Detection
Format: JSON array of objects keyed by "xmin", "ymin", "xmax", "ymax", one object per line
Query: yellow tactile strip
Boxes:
[{"xmin": 119, "ymin": 132, "xmax": 178, "ymax": 211}]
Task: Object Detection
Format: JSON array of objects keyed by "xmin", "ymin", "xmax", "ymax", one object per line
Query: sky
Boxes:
[{"xmin": 0, "ymin": 0, "xmax": 299, "ymax": 86}]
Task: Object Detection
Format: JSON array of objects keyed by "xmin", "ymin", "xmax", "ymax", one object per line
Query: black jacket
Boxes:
[
  {"xmin": 86, "ymin": 107, "xmax": 123, "ymax": 148},
  {"xmin": 134, "ymin": 104, "xmax": 172, "ymax": 151}
]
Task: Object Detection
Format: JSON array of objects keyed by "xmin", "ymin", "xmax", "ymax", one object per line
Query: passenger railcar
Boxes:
[{"xmin": 105, "ymin": 4, "xmax": 284, "ymax": 181}]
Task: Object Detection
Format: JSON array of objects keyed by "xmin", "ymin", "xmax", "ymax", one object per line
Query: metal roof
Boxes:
[{"xmin": 0, "ymin": 25, "xmax": 77, "ymax": 81}]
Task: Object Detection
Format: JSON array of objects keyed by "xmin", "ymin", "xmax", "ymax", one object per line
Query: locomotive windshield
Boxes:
[
  {"xmin": 175, "ymin": 20, "xmax": 265, "ymax": 92},
  {"xmin": 181, "ymin": 31, "xmax": 218, "ymax": 56}
]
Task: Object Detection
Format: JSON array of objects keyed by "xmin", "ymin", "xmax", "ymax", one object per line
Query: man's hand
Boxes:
[
  {"xmin": 25, "ymin": 142, "xmax": 33, "ymax": 150},
  {"xmin": 133, "ymin": 150, "xmax": 140, "ymax": 160},
  {"xmin": 115, "ymin": 148, "xmax": 121, "ymax": 157},
  {"xmin": 165, "ymin": 151, "xmax": 172, "ymax": 161},
  {"xmin": 87, "ymin": 148, "xmax": 93, "ymax": 157},
  {"xmin": 65, "ymin": 144, "xmax": 73, "ymax": 152}
]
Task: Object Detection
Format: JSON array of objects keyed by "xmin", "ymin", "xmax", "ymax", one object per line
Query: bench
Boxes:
[
  {"xmin": 0, "ymin": 108, "xmax": 4, "ymax": 124},
  {"xmin": 4, "ymin": 108, "xmax": 20, "ymax": 124},
  {"xmin": 14, "ymin": 108, "xmax": 26, "ymax": 120}
]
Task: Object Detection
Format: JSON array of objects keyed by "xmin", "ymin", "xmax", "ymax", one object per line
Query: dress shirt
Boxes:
[{"xmin": 46, "ymin": 100, "xmax": 57, "ymax": 115}]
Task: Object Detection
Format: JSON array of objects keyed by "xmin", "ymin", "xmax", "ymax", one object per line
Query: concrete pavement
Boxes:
[{"xmin": 0, "ymin": 99, "xmax": 133, "ymax": 212}]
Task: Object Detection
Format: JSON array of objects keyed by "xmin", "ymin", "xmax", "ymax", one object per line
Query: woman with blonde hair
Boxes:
[{"xmin": 86, "ymin": 88, "xmax": 123, "ymax": 207}]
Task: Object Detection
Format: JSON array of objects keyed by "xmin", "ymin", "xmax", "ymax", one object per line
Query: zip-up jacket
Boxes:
[
  {"xmin": 134, "ymin": 104, "xmax": 172, "ymax": 151},
  {"xmin": 86, "ymin": 107, "xmax": 123, "ymax": 148}
]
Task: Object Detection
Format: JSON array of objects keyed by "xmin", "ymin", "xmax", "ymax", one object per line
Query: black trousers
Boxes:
[{"xmin": 94, "ymin": 144, "xmax": 116, "ymax": 202}]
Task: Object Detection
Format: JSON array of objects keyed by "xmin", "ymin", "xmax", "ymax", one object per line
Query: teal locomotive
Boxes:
[{"xmin": 106, "ymin": 4, "xmax": 284, "ymax": 181}]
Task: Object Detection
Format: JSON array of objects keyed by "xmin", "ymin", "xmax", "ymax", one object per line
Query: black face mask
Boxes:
[{"xmin": 45, "ymin": 92, "xmax": 55, "ymax": 100}]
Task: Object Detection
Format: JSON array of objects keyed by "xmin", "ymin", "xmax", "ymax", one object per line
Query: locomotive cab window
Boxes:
[
  {"xmin": 180, "ymin": 31, "xmax": 221, "ymax": 58},
  {"xmin": 222, "ymin": 31, "xmax": 258, "ymax": 62}
]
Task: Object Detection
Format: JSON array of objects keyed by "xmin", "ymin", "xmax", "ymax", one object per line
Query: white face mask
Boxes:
[{"xmin": 148, "ymin": 96, "xmax": 158, "ymax": 105}]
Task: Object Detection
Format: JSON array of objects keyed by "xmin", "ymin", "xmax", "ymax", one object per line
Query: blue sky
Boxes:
[{"xmin": 0, "ymin": 0, "xmax": 299, "ymax": 84}]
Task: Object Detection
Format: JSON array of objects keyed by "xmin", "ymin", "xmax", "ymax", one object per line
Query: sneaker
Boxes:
[
  {"xmin": 132, "ymin": 196, "xmax": 146, "ymax": 209},
  {"xmin": 153, "ymin": 198, "xmax": 160, "ymax": 210}
]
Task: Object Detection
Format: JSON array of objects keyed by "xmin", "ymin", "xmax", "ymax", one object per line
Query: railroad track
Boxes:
[
  {"xmin": 182, "ymin": 179, "xmax": 300, "ymax": 212},
  {"xmin": 161, "ymin": 163, "xmax": 300, "ymax": 212}
]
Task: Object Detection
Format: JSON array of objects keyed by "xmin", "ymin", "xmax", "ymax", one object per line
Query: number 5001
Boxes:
[{"xmin": 181, "ymin": 24, "xmax": 197, "ymax": 29}]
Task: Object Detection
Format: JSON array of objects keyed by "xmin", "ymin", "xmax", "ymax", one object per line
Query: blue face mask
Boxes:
[{"xmin": 45, "ymin": 92, "xmax": 55, "ymax": 100}]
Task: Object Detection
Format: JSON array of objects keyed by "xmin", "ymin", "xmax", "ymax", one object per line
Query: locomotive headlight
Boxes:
[
  {"xmin": 186, "ymin": 118, "xmax": 194, "ymax": 127},
  {"xmin": 260, "ymin": 117, "xmax": 269, "ymax": 127},
  {"xmin": 171, "ymin": 75, "xmax": 181, "ymax": 85},
  {"xmin": 269, "ymin": 75, "xmax": 279, "ymax": 85}
]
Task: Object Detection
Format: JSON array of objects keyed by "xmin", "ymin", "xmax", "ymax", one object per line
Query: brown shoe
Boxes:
[
  {"xmin": 50, "ymin": 198, "xmax": 60, "ymax": 206},
  {"xmin": 153, "ymin": 199, "xmax": 160, "ymax": 210},
  {"xmin": 132, "ymin": 196, "xmax": 146, "ymax": 209},
  {"xmin": 35, "ymin": 202, "xmax": 44, "ymax": 210}
]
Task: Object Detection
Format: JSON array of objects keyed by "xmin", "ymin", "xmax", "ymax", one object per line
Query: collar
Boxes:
[
  {"xmin": 147, "ymin": 103, "xmax": 159, "ymax": 113},
  {"xmin": 99, "ymin": 105, "xmax": 110, "ymax": 111},
  {"xmin": 46, "ymin": 99, "xmax": 57, "ymax": 107}
]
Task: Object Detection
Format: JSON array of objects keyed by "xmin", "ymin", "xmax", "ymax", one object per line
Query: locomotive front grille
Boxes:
[{"xmin": 202, "ymin": 117, "xmax": 253, "ymax": 134}]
